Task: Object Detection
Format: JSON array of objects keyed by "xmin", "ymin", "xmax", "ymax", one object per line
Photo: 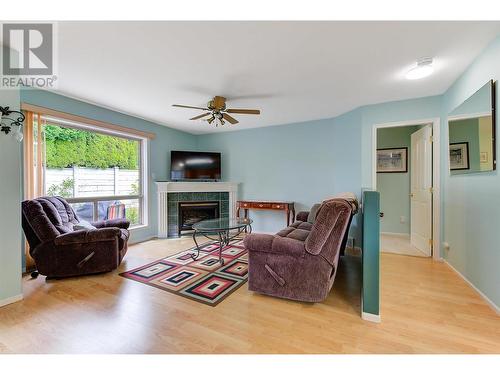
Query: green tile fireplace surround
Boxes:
[
  {"xmin": 167, "ymin": 192, "xmax": 230, "ymax": 237},
  {"xmin": 156, "ymin": 181, "xmax": 239, "ymax": 238}
]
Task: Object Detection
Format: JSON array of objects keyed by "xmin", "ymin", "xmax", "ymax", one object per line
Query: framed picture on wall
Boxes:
[
  {"xmin": 376, "ymin": 147, "xmax": 408, "ymax": 173},
  {"xmin": 449, "ymin": 142, "xmax": 470, "ymax": 170}
]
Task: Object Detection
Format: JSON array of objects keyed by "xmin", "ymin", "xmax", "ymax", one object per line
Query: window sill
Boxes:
[{"xmin": 130, "ymin": 224, "xmax": 148, "ymax": 231}]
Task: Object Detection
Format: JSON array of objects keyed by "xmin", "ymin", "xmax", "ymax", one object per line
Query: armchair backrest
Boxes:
[
  {"xmin": 305, "ymin": 198, "xmax": 354, "ymax": 265},
  {"xmin": 22, "ymin": 196, "xmax": 80, "ymax": 248}
]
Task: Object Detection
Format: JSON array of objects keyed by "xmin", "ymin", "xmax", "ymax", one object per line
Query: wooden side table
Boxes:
[{"xmin": 236, "ymin": 200, "xmax": 296, "ymax": 227}]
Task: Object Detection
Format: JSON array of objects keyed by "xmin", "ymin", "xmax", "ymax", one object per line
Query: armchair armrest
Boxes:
[
  {"xmin": 296, "ymin": 211, "xmax": 309, "ymax": 222},
  {"xmin": 54, "ymin": 228, "xmax": 121, "ymax": 245},
  {"xmin": 92, "ymin": 218, "xmax": 130, "ymax": 230}
]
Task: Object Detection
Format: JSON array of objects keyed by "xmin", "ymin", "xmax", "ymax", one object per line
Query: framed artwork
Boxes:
[
  {"xmin": 449, "ymin": 142, "xmax": 470, "ymax": 170},
  {"xmin": 377, "ymin": 147, "xmax": 408, "ymax": 173}
]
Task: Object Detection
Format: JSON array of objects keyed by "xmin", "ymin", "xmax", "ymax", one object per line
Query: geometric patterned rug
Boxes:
[{"xmin": 119, "ymin": 238, "xmax": 248, "ymax": 306}]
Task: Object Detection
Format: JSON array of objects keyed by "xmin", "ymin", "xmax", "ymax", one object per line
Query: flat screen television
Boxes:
[{"xmin": 170, "ymin": 151, "xmax": 221, "ymax": 181}]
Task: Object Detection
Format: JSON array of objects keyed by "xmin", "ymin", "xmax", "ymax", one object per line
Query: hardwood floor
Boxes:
[{"xmin": 0, "ymin": 237, "xmax": 498, "ymax": 354}]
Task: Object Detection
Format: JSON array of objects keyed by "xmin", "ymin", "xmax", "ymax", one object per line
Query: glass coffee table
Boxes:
[{"xmin": 191, "ymin": 217, "xmax": 253, "ymax": 265}]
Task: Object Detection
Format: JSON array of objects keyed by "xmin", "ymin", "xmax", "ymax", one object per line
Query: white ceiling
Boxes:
[{"xmin": 55, "ymin": 21, "xmax": 500, "ymax": 134}]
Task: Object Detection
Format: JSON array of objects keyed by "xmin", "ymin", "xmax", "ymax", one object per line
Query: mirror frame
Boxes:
[{"xmin": 447, "ymin": 79, "xmax": 496, "ymax": 173}]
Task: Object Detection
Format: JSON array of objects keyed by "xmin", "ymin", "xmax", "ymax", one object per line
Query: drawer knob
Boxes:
[{"xmin": 259, "ymin": 204, "xmax": 263, "ymax": 207}]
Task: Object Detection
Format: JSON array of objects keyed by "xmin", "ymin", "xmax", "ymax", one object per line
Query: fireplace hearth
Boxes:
[{"xmin": 178, "ymin": 201, "xmax": 220, "ymax": 235}]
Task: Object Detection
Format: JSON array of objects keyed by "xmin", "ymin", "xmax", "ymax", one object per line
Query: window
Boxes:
[{"xmin": 25, "ymin": 112, "xmax": 148, "ymax": 228}]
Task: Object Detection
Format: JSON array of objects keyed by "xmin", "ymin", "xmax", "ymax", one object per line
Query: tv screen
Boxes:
[{"xmin": 170, "ymin": 151, "xmax": 221, "ymax": 181}]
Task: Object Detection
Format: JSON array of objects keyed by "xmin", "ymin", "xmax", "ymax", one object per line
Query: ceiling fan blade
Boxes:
[
  {"xmin": 172, "ymin": 104, "xmax": 209, "ymax": 110},
  {"xmin": 226, "ymin": 108, "xmax": 260, "ymax": 115},
  {"xmin": 222, "ymin": 113, "xmax": 239, "ymax": 125},
  {"xmin": 190, "ymin": 112, "xmax": 211, "ymax": 120}
]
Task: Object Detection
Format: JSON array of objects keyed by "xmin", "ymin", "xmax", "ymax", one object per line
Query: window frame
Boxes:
[{"xmin": 41, "ymin": 115, "xmax": 149, "ymax": 228}]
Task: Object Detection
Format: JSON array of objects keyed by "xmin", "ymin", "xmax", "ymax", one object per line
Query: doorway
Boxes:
[{"xmin": 372, "ymin": 118, "xmax": 441, "ymax": 260}]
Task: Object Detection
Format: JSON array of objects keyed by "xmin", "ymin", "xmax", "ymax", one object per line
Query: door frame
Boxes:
[{"xmin": 372, "ymin": 117, "xmax": 441, "ymax": 261}]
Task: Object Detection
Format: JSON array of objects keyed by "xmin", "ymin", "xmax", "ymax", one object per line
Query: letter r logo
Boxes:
[{"xmin": 2, "ymin": 23, "xmax": 53, "ymax": 75}]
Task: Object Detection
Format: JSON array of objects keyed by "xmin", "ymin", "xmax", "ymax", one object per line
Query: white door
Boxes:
[{"xmin": 410, "ymin": 125, "xmax": 432, "ymax": 256}]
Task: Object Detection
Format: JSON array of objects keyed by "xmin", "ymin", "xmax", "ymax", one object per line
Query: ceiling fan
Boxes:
[{"xmin": 172, "ymin": 96, "xmax": 260, "ymax": 126}]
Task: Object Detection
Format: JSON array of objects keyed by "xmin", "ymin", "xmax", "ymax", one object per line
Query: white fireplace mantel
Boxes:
[{"xmin": 155, "ymin": 181, "xmax": 239, "ymax": 238}]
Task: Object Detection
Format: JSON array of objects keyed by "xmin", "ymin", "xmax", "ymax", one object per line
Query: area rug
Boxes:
[{"xmin": 119, "ymin": 238, "xmax": 248, "ymax": 306}]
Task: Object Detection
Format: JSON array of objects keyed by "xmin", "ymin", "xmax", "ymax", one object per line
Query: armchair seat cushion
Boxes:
[
  {"xmin": 54, "ymin": 227, "xmax": 122, "ymax": 245},
  {"xmin": 276, "ymin": 221, "xmax": 312, "ymax": 242},
  {"xmin": 244, "ymin": 233, "xmax": 305, "ymax": 258}
]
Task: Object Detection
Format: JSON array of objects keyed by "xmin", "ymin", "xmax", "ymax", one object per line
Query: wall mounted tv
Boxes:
[{"xmin": 170, "ymin": 151, "xmax": 221, "ymax": 181}]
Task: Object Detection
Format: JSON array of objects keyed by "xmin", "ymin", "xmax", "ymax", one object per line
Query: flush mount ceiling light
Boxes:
[{"xmin": 406, "ymin": 57, "xmax": 434, "ymax": 80}]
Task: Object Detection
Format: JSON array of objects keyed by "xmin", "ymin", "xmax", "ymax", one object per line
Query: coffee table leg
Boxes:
[
  {"xmin": 191, "ymin": 231, "xmax": 201, "ymax": 260},
  {"xmin": 217, "ymin": 231, "xmax": 225, "ymax": 265}
]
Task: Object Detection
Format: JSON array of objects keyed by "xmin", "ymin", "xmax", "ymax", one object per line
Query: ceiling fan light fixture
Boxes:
[
  {"xmin": 406, "ymin": 57, "xmax": 434, "ymax": 80},
  {"xmin": 173, "ymin": 95, "xmax": 260, "ymax": 128}
]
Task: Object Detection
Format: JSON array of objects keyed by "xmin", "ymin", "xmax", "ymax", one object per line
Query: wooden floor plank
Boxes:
[{"xmin": 0, "ymin": 238, "xmax": 498, "ymax": 353}]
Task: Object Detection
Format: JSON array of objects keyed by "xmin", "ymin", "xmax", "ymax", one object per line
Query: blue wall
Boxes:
[
  {"xmin": 441, "ymin": 35, "xmax": 500, "ymax": 307},
  {"xmin": 21, "ymin": 88, "xmax": 197, "ymax": 243},
  {"xmin": 197, "ymin": 109, "xmax": 363, "ymax": 245}
]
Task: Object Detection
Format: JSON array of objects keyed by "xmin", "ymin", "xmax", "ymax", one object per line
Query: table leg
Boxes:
[
  {"xmin": 191, "ymin": 231, "xmax": 201, "ymax": 260},
  {"xmin": 236, "ymin": 207, "xmax": 240, "ymax": 219},
  {"xmin": 244, "ymin": 208, "xmax": 249, "ymax": 233},
  {"xmin": 291, "ymin": 207, "xmax": 296, "ymax": 224},
  {"xmin": 286, "ymin": 208, "xmax": 290, "ymax": 227},
  {"xmin": 217, "ymin": 231, "xmax": 226, "ymax": 265}
]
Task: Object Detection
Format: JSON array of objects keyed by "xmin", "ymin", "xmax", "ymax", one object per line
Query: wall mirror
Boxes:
[{"xmin": 448, "ymin": 80, "xmax": 496, "ymax": 174}]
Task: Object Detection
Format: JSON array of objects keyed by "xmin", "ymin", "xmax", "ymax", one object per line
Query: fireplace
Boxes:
[{"xmin": 178, "ymin": 201, "xmax": 220, "ymax": 235}]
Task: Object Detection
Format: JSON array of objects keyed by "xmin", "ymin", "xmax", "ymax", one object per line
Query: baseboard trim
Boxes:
[
  {"xmin": 0, "ymin": 294, "xmax": 23, "ymax": 308},
  {"xmin": 129, "ymin": 235, "xmax": 157, "ymax": 245},
  {"xmin": 361, "ymin": 311, "xmax": 381, "ymax": 323},
  {"xmin": 444, "ymin": 259, "xmax": 500, "ymax": 315}
]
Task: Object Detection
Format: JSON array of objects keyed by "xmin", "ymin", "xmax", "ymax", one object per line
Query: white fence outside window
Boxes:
[{"xmin": 45, "ymin": 166, "xmax": 139, "ymax": 197}]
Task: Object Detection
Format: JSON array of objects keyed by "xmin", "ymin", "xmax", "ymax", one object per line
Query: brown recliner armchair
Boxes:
[
  {"xmin": 244, "ymin": 196, "xmax": 358, "ymax": 303},
  {"xmin": 22, "ymin": 196, "xmax": 130, "ymax": 279}
]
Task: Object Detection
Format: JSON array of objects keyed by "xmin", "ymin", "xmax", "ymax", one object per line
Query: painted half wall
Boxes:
[
  {"xmin": 20, "ymin": 88, "xmax": 198, "ymax": 243},
  {"xmin": 441, "ymin": 34, "xmax": 500, "ymax": 308},
  {"xmin": 0, "ymin": 87, "xmax": 22, "ymax": 304}
]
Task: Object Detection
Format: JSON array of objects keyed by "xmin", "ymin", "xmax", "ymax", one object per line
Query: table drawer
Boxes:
[
  {"xmin": 272, "ymin": 203, "xmax": 286, "ymax": 210},
  {"xmin": 252, "ymin": 202, "xmax": 271, "ymax": 209}
]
